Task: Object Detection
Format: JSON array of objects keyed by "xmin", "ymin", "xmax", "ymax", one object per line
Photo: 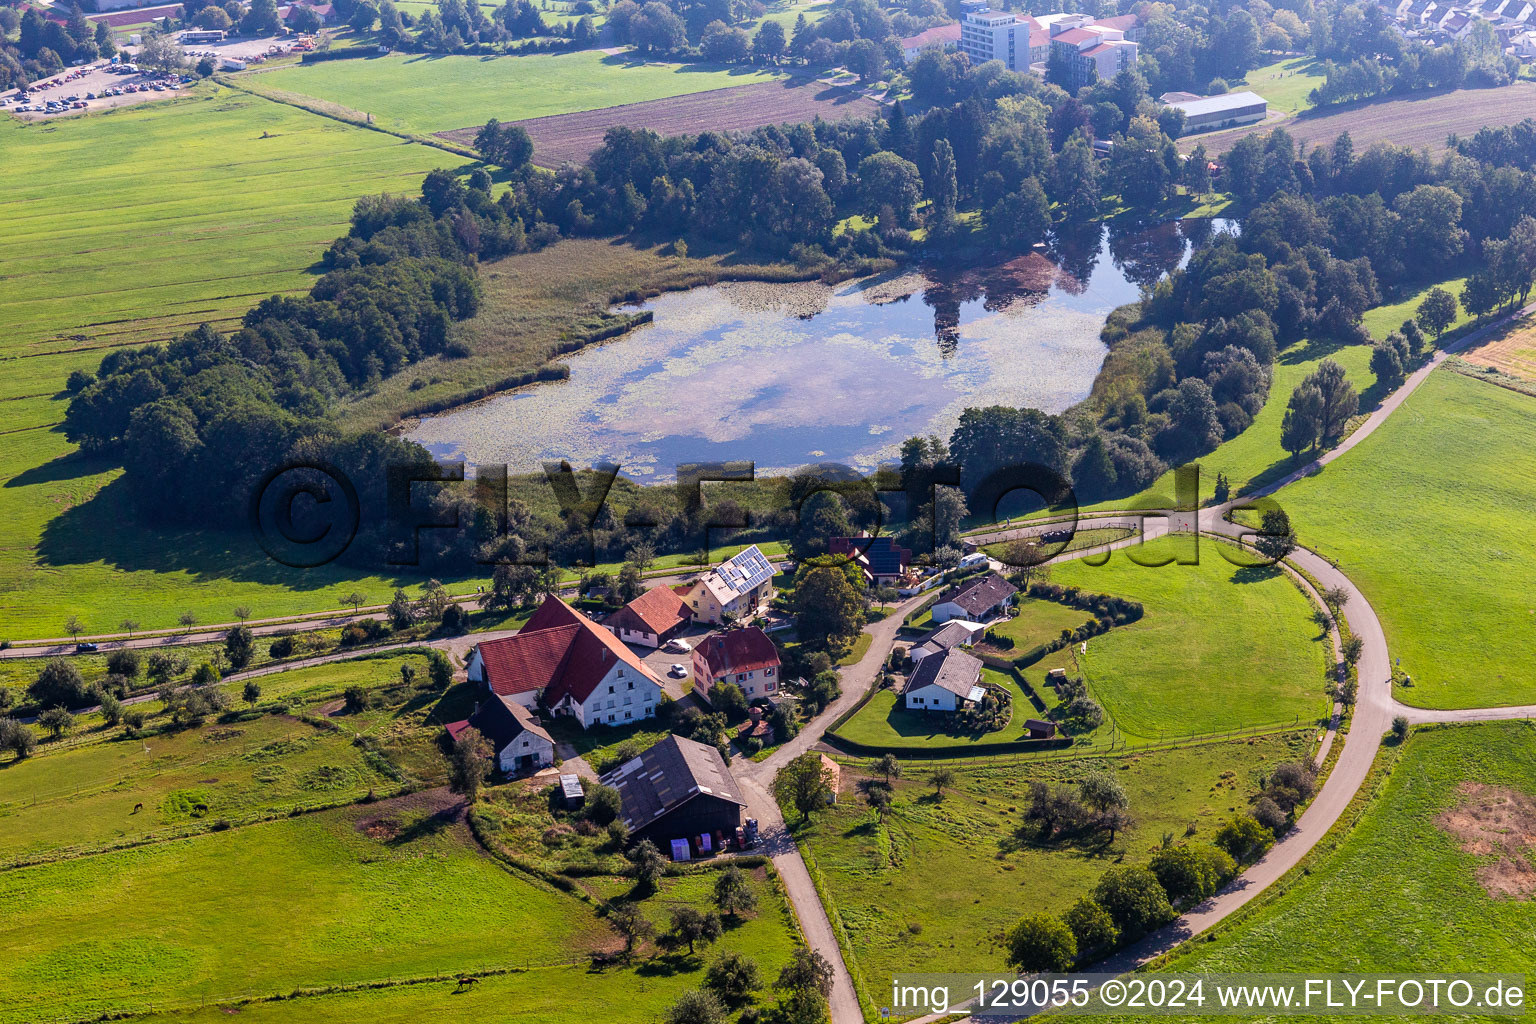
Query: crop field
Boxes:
[
  {"xmin": 798, "ymin": 734, "xmax": 1312, "ymax": 997},
  {"xmin": 1280, "ymin": 370, "xmax": 1536, "ymax": 709},
  {"xmin": 251, "ymin": 51, "xmax": 783, "ymax": 137},
  {"xmin": 1049, "ymin": 538, "xmax": 1329, "ymax": 741},
  {"xmin": 437, "ymin": 78, "xmax": 882, "ymax": 168},
  {"xmin": 1459, "ymin": 310, "xmax": 1536, "ymax": 382},
  {"xmin": 0, "ymin": 714, "xmax": 394, "ymax": 864},
  {"xmin": 1185, "ymin": 81, "xmax": 1536, "ymax": 156},
  {"xmin": 1127, "ymin": 722, "xmax": 1536, "ymax": 1012}
]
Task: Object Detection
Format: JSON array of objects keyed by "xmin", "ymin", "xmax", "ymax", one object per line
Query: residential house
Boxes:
[
  {"xmin": 678, "ymin": 545, "xmax": 776, "ymax": 625},
  {"xmin": 929, "ymin": 572, "xmax": 1018, "ymax": 624},
  {"xmin": 693, "ymin": 626, "xmax": 782, "ymax": 699},
  {"xmin": 601, "ymin": 734, "xmax": 747, "ymax": 849},
  {"xmin": 445, "ymin": 694, "xmax": 555, "ymax": 773},
  {"xmin": 908, "ymin": 619, "xmax": 986, "ymax": 664},
  {"xmin": 466, "ymin": 594, "xmax": 664, "ymax": 728},
  {"xmin": 606, "ymin": 584, "xmax": 691, "ymax": 649},
  {"xmin": 828, "ymin": 534, "xmax": 914, "ymax": 586},
  {"xmin": 902, "ymin": 648, "xmax": 986, "ymax": 712},
  {"xmin": 900, "ymin": 21, "xmax": 961, "ymax": 61}
]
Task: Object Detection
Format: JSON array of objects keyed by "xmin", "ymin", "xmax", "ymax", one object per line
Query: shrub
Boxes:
[
  {"xmin": 1149, "ymin": 843, "xmax": 1234, "ymax": 905},
  {"xmin": 29, "ymin": 658, "xmax": 88, "ymax": 709},
  {"xmin": 269, "ymin": 635, "xmax": 295, "ymax": 659},
  {"xmin": 1251, "ymin": 795, "xmax": 1288, "ymax": 835},
  {"xmin": 1213, "ymin": 814, "xmax": 1275, "ymax": 863},
  {"xmin": 1062, "ymin": 896, "xmax": 1118, "ymax": 957},
  {"xmin": 106, "ymin": 648, "xmax": 142, "ymax": 678},
  {"xmin": 1391, "ymin": 715, "xmax": 1409, "ymax": 742},
  {"xmin": 585, "ymin": 783, "xmax": 623, "ymax": 825},
  {"xmin": 1004, "ymin": 913, "xmax": 1077, "ymax": 972},
  {"xmin": 343, "ymin": 686, "xmax": 373, "ymax": 713},
  {"xmin": 1091, "ymin": 866, "xmax": 1176, "ymax": 941},
  {"xmin": 0, "ymin": 717, "xmax": 38, "ymax": 759},
  {"xmin": 38, "ymin": 706, "xmax": 74, "ymax": 739},
  {"xmin": 704, "ymin": 950, "xmax": 761, "ymax": 1005}
]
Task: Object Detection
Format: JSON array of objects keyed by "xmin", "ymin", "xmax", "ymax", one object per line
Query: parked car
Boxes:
[
  {"xmin": 663, "ymin": 638, "xmax": 691, "ymax": 653},
  {"xmin": 668, "ymin": 663, "xmax": 688, "ymax": 678}
]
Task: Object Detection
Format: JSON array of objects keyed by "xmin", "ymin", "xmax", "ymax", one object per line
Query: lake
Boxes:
[{"xmin": 408, "ymin": 219, "xmax": 1235, "ymax": 480}]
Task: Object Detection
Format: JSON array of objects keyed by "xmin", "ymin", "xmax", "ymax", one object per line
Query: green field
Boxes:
[
  {"xmin": 0, "ymin": 713, "xmax": 394, "ymax": 864},
  {"xmin": 1280, "ymin": 370, "xmax": 1536, "ymax": 709},
  {"xmin": 252, "ymin": 51, "xmax": 782, "ymax": 136},
  {"xmin": 136, "ymin": 870, "xmax": 800, "ymax": 1024},
  {"xmin": 0, "ymin": 791, "xmax": 608, "ymax": 1023},
  {"xmin": 1131, "ymin": 722, "xmax": 1536, "ymax": 1015},
  {"xmin": 0, "ymin": 84, "xmax": 480, "ymax": 639},
  {"xmin": 1080, "ymin": 277, "xmax": 1471, "ymax": 512},
  {"xmin": 1240, "ymin": 57, "xmax": 1327, "ymax": 116},
  {"xmin": 799, "ymin": 734, "xmax": 1312, "ymax": 998},
  {"xmin": 986, "ymin": 596, "xmax": 1093, "ymax": 651},
  {"xmin": 1050, "ymin": 538, "xmax": 1329, "ymax": 741}
]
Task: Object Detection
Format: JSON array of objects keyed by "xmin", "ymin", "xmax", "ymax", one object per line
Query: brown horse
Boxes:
[
  {"xmin": 132, "ymin": 803, "xmax": 144, "ymax": 814},
  {"xmin": 454, "ymin": 976, "xmax": 478, "ymax": 992}
]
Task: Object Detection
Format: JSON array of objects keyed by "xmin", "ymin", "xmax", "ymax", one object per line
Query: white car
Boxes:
[
  {"xmin": 668, "ymin": 664, "xmax": 688, "ymax": 678},
  {"xmin": 663, "ymin": 638, "xmax": 691, "ymax": 653}
]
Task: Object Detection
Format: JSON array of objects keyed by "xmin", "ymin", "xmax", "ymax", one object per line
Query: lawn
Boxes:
[
  {"xmin": 1279, "ymin": 370, "xmax": 1536, "ymax": 709},
  {"xmin": 1128, "ymin": 722, "xmax": 1536, "ymax": 1009},
  {"xmin": 252, "ymin": 51, "xmax": 782, "ymax": 136},
  {"xmin": 796, "ymin": 733, "xmax": 1314, "ymax": 1000},
  {"xmin": 985, "ymin": 596, "xmax": 1092, "ymax": 652},
  {"xmin": 1049, "ymin": 537, "xmax": 1330, "ymax": 741},
  {"xmin": 134, "ymin": 870, "xmax": 801, "ymax": 1024},
  {"xmin": 1239, "ymin": 57, "xmax": 1326, "ymax": 116},
  {"xmin": 0, "ymin": 713, "xmax": 394, "ymax": 864},
  {"xmin": 835, "ymin": 666, "xmax": 1037, "ymax": 750},
  {"xmin": 0, "ymin": 790, "xmax": 609, "ymax": 1024}
]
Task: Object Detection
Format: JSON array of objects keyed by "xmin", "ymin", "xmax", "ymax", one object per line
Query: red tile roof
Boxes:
[
  {"xmin": 695, "ymin": 626, "xmax": 781, "ymax": 680},
  {"xmin": 1053, "ymin": 27, "xmax": 1096, "ymax": 43},
  {"xmin": 901, "ymin": 22, "xmax": 960, "ymax": 48},
  {"xmin": 612, "ymin": 585, "xmax": 691, "ymax": 637},
  {"xmin": 476, "ymin": 595, "xmax": 659, "ymax": 704},
  {"xmin": 1094, "ymin": 13, "xmax": 1138, "ymax": 30}
]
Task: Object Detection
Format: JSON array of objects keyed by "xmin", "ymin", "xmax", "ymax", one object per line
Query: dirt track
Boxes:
[
  {"xmin": 1180, "ymin": 81, "xmax": 1536, "ymax": 156},
  {"xmin": 437, "ymin": 78, "xmax": 882, "ymax": 168}
]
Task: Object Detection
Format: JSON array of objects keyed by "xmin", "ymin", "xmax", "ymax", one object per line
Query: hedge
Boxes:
[{"xmin": 820, "ymin": 732, "xmax": 1073, "ymax": 759}]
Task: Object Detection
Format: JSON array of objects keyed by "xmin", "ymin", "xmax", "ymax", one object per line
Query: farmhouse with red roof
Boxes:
[
  {"xmin": 606, "ymin": 584, "xmax": 692, "ymax": 648},
  {"xmin": 692, "ymin": 626, "xmax": 782, "ymax": 699},
  {"xmin": 466, "ymin": 595, "xmax": 664, "ymax": 728}
]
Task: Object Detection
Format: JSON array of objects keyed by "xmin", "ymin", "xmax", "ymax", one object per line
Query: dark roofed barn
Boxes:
[{"xmin": 600, "ymin": 734, "xmax": 747, "ymax": 848}]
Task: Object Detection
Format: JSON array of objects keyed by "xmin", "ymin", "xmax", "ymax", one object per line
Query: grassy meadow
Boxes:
[
  {"xmin": 1127, "ymin": 722, "xmax": 1536, "ymax": 1018},
  {"xmin": 251, "ymin": 51, "xmax": 783, "ymax": 136},
  {"xmin": 0, "ymin": 84, "xmax": 481, "ymax": 638},
  {"xmin": 0, "ymin": 791, "xmax": 611, "ymax": 1024},
  {"xmin": 799, "ymin": 733, "xmax": 1313, "ymax": 996},
  {"xmin": 1280, "ymin": 370, "xmax": 1536, "ymax": 709},
  {"xmin": 0, "ymin": 713, "xmax": 394, "ymax": 864},
  {"xmin": 136, "ymin": 870, "xmax": 801, "ymax": 1024},
  {"xmin": 837, "ymin": 666, "xmax": 1039, "ymax": 750},
  {"xmin": 1049, "ymin": 538, "xmax": 1329, "ymax": 741},
  {"xmin": 1239, "ymin": 57, "xmax": 1327, "ymax": 115}
]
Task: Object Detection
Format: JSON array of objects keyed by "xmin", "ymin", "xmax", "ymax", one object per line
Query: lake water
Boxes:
[{"xmin": 409, "ymin": 219, "xmax": 1235, "ymax": 480}]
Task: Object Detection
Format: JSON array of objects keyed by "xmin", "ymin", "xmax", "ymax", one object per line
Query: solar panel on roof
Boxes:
[{"xmin": 718, "ymin": 545, "xmax": 773, "ymax": 594}]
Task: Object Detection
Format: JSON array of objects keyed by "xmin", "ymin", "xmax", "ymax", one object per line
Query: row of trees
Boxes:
[{"xmin": 3, "ymin": 4, "xmax": 115, "ymax": 90}]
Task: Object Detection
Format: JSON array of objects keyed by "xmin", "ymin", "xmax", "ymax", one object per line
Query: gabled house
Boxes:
[
  {"xmin": 930, "ymin": 572, "xmax": 1018, "ymax": 624},
  {"xmin": 693, "ymin": 626, "xmax": 782, "ymax": 699},
  {"xmin": 467, "ymin": 595, "xmax": 664, "ymax": 729},
  {"xmin": 445, "ymin": 694, "xmax": 555, "ymax": 774},
  {"xmin": 606, "ymin": 585, "xmax": 691, "ymax": 648},
  {"xmin": 902, "ymin": 648, "xmax": 985, "ymax": 712},
  {"xmin": 601, "ymin": 734, "xmax": 747, "ymax": 848},
  {"xmin": 678, "ymin": 545, "xmax": 776, "ymax": 625},
  {"xmin": 829, "ymin": 534, "xmax": 914, "ymax": 586},
  {"xmin": 908, "ymin": 619, "xmax": 986, "ymax": 664}
]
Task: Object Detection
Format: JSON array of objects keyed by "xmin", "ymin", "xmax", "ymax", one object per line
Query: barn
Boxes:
[{"xmin": 601, "ymin": 734, "xmax": 747, "ymax": 852}]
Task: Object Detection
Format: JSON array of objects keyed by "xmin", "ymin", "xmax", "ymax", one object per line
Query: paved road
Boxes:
[{"xmin": 734, "ymin": 594, "xmax": 925, "ymax": 1024}]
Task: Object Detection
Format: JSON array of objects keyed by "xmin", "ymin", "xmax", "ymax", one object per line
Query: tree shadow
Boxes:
[
  {"xmin": 634, "ymin": 951, "xmax": 704, "ymax": 978},
  {"xmin": 385, "ymin": 803, "xmax": 462, "ymax": 847},
  {"xmin": 1228, "ymin": 565, "xmax": 1282, "ymax": 585},
  {"xmin": 4, "ymin": 447, "xmax": 115, "ymax": 490}
]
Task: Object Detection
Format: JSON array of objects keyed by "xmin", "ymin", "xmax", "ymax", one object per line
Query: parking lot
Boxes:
[
  {"xmin": 1, "ymin": 61, "xmax": 188, "ymax": 119},
  {"xmin": 637, "ymin": 626, "xmax": 714, "ymax": 700}
]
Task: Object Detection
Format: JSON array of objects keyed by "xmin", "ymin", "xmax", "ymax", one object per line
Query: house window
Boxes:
[
  {"xmin": 608, "ymin": 713, "xmax": 616, "ymax": 722},
  {"xmin": 627, "ymin": 681, "xmax": 634, "ymax": 690},
  {"xmin": 644, "ymin": 704, "xmax": 653, "ymax": 716},
  {"xmin": 765, "ymin": 681, "xmax": 776, "ymax": 692},
  {"xmin": 624, "ymin": 710, "xmax": 632, "ymax": 720},
  {"xmin": 623, "ymin": 695, "xmax": 632, "ymax": 705},
  {"xmin": 608, "ymin": 684, "xmax": 615, "ymax": 694},
  {"xmin": 737, "ymin": 673, "xmax": 746, "ymax": 682},
  {"xmin": 607, "ymin": 699, "xmax": 616, "ymax": 709},
  {"xmin": 764, "ymin": 667, "xmax": 774, "ymax": 677}
]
